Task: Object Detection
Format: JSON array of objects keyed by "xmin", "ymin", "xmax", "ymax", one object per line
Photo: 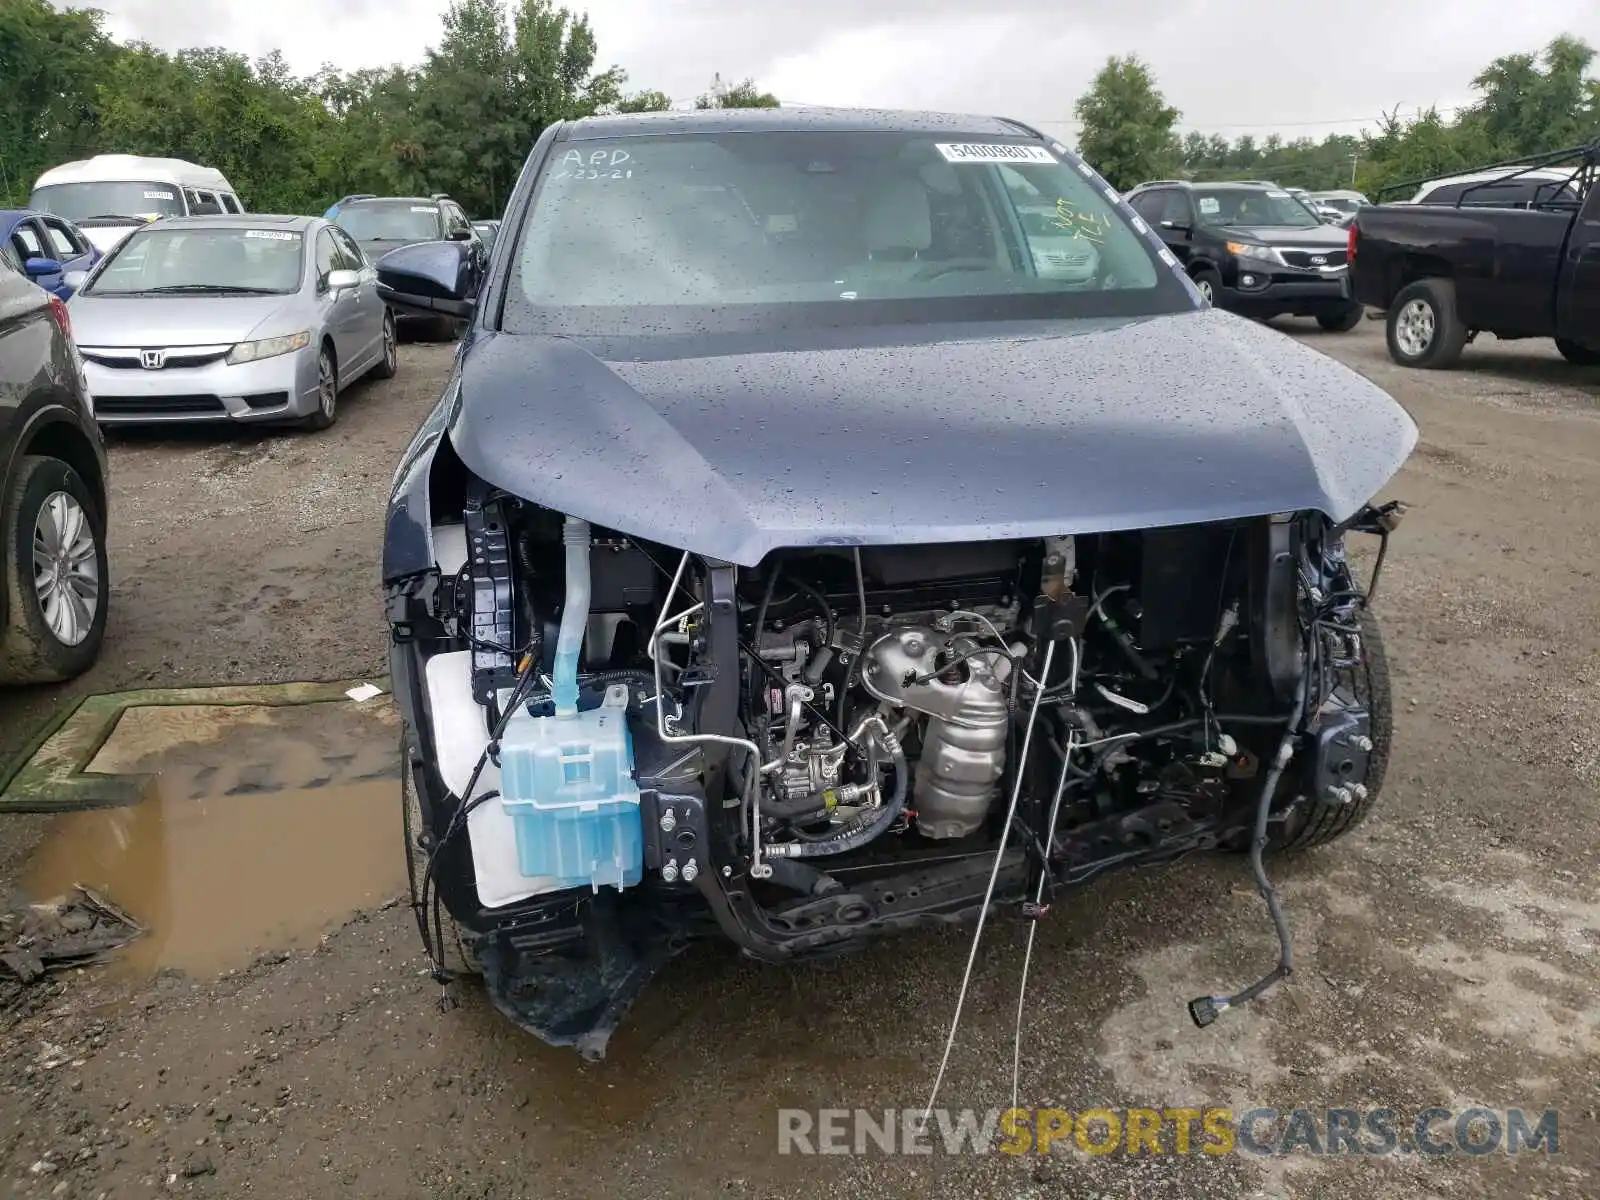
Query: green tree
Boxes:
[
  {"xmin": 408, "ymin": 0, "xmax": 628, "ymax": 214},
  {"xmin": 615, "ymin": 89, "xmax": 673, "ymax": 113},
  {"xmin": 311, "ymin": 66, "xmax": 427, "ymax": 201},
  {"xmin": 1072, "ymin": 56, "xmax": 1180, "ymax": 191},
  {"xmin": 695, "ymin": 74, "xmax": 779, "ymax": 109},
  {"xmin": 1466, "ymin": 35, "xmax": 1596, "ymax": 156},
  {"xmin": 0, "ymin": 0, "xmax": 116, "ymax": 203}
]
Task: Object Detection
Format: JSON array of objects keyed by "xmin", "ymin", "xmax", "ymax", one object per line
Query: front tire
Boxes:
[
  {"xmin": 0, "ymin": 456, "xmax": 109, "ymax": 684},
  {"xmin": 402, "ymin": 743, "xmax": 481, "ymax": 978},
  {"xmin": 1386, "ymin": 279, "xmax": 1467, "ymax": 368},
  {"xmin": 1555, "ymin": 338, "xmax": 1600, "ymax": 366},
  {"xmin": 370, "ymin": 311, "xmax": 398, "ymax": 380},
  {"xmin": 1271, "ymin": 611, "xmax": 1393, "ymax": 852},
  {"xmin": 1192, "ymin": 267, "xmax": 1222, "ymax": 307},
  {"xmin": 301, "ymin": 344, "xmax": 339, "ymax": 431},
  {"xmin": 1316, "ymin": 303, "xmax": 1364, "ymax": 332}
]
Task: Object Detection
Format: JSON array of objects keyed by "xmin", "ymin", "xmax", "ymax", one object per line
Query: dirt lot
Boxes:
[{"xmin": 0, "ymin": 319, "xmax": 1596, "ymax": 1199}]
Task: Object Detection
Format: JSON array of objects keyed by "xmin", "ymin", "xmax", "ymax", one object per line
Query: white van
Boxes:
[{"xmin": 29, "ymin": 156, "xmax": 246, "ymax": 253}]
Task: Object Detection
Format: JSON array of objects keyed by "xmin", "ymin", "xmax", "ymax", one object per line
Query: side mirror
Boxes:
[
  {"xmin": 61, "ymin": 269, "xmax": 88, "ymax": 293},
  {"xmin": 24, "ymin": 257, "xmax": 63, "ymax": 278},
  {"xmin": 1159, "ymin": 220, "xmax": 1191, "ymax": 235},
  {"xmin": 375, "ymin": 240, "xmax": 476, "ymax": 319},
  {"xmin": 447, "ymin": 226, "xmax": 473, "ymax": 242},
  {"xmin": 325, "ymin": 268, "xmax": 361, "ymax": 292}
]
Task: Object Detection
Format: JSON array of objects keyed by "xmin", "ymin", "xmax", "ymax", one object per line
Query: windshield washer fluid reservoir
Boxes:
[{"xmin": 497, "ymin": 684, "xmax": 643, "ymax": 892}]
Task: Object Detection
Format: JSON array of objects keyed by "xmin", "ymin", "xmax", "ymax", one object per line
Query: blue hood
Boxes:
[{"xmin": 389, "ymin": 307, "xmax": 1416, "ymax": 574}]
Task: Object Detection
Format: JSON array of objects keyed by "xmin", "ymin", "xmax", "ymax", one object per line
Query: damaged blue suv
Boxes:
[{"xmin": 375, "ymin": 108, "xmax": 1416, "ymax": 1059}]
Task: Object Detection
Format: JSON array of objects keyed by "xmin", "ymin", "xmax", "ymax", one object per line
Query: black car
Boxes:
[
  {"xmin": 1125, "ymin": 180, "xmax": 1364, "ymax": 330},
  {"xmin": 1352, "ymin": 143, "xmax": 1600, "ymax": 368},
  {"xmin": 373, "ymin": 108, "xmax": 1415, "ymax": 1059},
  {"xmin": 471, "ymin": 219, "xmax": 501, "ymax": 256},
  {"xmin": 0, "ymin": 256, "xmax": 110, "ymax": 684},
  {"xmin": 330, "ymin": 195, "xmax": 486, "ymax": 338}
]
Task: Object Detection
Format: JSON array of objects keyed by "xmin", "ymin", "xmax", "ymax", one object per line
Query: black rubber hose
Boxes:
[
  {"xmin": 763, "ymin": 858, "xmax": 843, "ymax": 896},
  {"xmin": 1188, "ymin": 641, "xmax": 1310, "ymax": 1027},
  {"xmin": 789, "ymin": 577, "xmax": 836, "ymax": 648},
  {"xmin": 761, "ymin": 789, "xmax": 833, "ymax": 820},
  {"xmin": 779, "ymin": 734, "xmax": 908, "ymax": 858}
]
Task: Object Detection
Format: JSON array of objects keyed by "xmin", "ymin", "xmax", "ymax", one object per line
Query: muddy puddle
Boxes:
[{"xmin": 23, "ymin": 697, "xmax": 407, "ymax": 976}]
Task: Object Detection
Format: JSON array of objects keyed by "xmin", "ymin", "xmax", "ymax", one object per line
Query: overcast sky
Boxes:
[{"xmin": 82, "ymin": 0, "xmax": 1600, "ymax": 142}]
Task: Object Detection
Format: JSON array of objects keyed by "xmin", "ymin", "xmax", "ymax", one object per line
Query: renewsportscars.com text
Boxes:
[{"xmin": 777, "ymin": 1106, "xmax": 1560, "ymax": 1158}]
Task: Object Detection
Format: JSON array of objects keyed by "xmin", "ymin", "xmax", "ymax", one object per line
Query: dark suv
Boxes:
[
  {"xmin": 0, "ymin": 257, "xmax": 110, "ymax": 684},
  {"xmin": 1125, "ymin": 181, "xmax": 1363, "ymax": 330},
  {"xmin": 331, "ymin": 194, "xmax": 486, "ymax": 338}
]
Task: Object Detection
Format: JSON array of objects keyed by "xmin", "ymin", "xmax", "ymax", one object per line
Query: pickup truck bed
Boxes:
[{"xmin": 1349, "ymin": 196, "xmax": 1600, "ymax": 368}]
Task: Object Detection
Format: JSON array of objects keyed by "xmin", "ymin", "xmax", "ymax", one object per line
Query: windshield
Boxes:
[
  {"xmin": 1316, "ymin": 197, "xmax": 1360, "ymax": 215},
  {"xmin": 335, "ymin": 203, "xmax": 443, "ymax": 243},
  {"xmin": 1193, "ymin": 188, "xmax": 1322, "ymax": 229},
  {"xmin": 30, "ymin": 181, "xmax": 186, "ymax": 222},
  {"xmin": 504, "ymin": 131, "xmax": 1188, "ymax": 332},
  {"xmin": 84, "ymin": 227, "xmax": 305, "ymax": 296}
]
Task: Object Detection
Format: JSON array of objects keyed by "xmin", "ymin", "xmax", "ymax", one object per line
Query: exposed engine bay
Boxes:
[{"xmin": 390, "ymin": 484, "xmax": 1402, "ymax": 1059}]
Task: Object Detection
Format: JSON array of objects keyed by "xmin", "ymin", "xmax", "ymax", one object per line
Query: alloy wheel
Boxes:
[
  {"xmin": 318, "ymin": 350, "xmax": 337, "ymax": 421},
  {"xmin": 1394, "ymin": 298, "xmax": 1435, "ymax": 358},
  {"xmin": 32, "ymin": 491, "xmax": 100, "ymax": 647}
]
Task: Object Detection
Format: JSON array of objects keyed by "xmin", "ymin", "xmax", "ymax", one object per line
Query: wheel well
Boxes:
[
  {"xmin": 1385, "ymin": 254, "xmax": 1454, "ymax": 307},
  {"xmin": 23, "ymin": 420, "xmax": 106, "ymax": 521}
]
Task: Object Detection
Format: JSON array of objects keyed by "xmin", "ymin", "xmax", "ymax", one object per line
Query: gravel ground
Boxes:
[{"xmin": 0, "ymin": 319, "xmax": 1596, "ymax": 1199}]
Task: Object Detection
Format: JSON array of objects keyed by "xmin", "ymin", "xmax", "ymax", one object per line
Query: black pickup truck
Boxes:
[{"xmin": 1349, "ymin": 145, "xmax": 1600, "ymax": 369}]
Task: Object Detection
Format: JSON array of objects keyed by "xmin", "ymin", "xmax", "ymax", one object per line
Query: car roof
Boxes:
[
  {"xmin": 1415, "ymin": 167, "xmax": 1579, "ymax": 194},
  {"xmin": 33, "ymin": 155, "xmax": 234, "ymax": 192},
  {"xmin": 562, "ymin": 106, "xmax": 1044, "ymax": 141},
  {"xmin": 339, "ymin": 196, "xmax": 445, "ymax": 207},
  {"xmin": 138, "ymin": 213, "xmax": 319, "ymax": 233},
  {"xmin": 1127, "ymin": 180, "xmax": 1285, "ymax": 193}
]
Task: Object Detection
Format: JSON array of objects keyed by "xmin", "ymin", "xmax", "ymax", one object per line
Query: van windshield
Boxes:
[
  {"xmin": 504, "ymin": 131, "xmax": 1191, "ymax": 334},
  {"xmin": 30, "ymin": 182, "xmax": 186, "ymax": 222}
]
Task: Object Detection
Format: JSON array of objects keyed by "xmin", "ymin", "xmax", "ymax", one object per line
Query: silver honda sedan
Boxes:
[{"xmin": 67, "ymin": 214, "xmax": 398, "ymax": 430}]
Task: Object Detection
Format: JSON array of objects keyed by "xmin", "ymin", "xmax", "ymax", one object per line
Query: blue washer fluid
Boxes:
[{"xmin": 497, "ymin": 684, "xmax": 643, "ymax": 893}]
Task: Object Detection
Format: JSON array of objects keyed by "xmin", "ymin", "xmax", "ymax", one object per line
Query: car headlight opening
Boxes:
[
  {"xmin": 1225, "ymin": 241, "xmax": 1285, "ymax": 266},
  {"xmin": 226, "ymin": 330, "xmax": 312, "ymax": 365}
]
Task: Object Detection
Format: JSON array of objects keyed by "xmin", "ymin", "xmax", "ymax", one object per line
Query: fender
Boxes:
[{"xmin": 1, "ymin": 403, "xmax": 108, "ymax": 632}]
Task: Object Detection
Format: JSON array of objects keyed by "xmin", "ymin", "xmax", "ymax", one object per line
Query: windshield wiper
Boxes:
[{"xmin": 140, "ymin": 284, "xmax": 280, "ymax": 295}]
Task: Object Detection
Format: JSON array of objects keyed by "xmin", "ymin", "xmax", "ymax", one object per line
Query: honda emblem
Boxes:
[{"xmin": 140, "ymin": 349, "xmax": 165, "ymax": 369}]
